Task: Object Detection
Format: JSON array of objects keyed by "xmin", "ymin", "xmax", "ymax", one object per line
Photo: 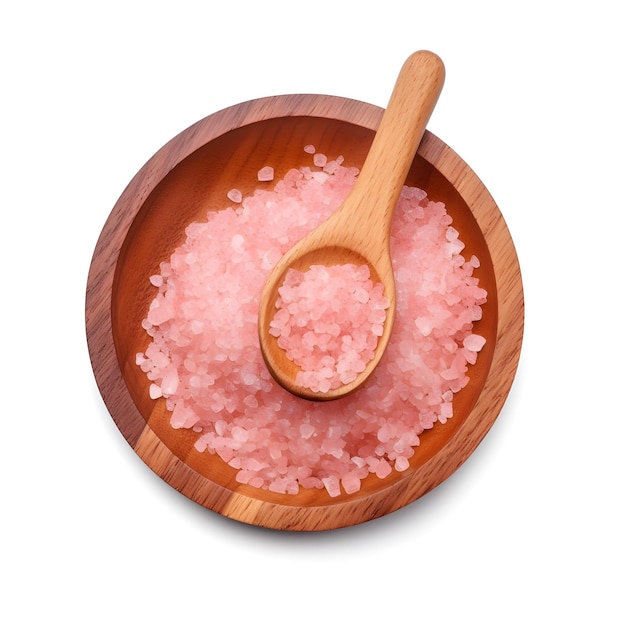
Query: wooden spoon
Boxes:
[{"xmin": 258, "ymin": 50, "xmax": 445, "ymax": 401}]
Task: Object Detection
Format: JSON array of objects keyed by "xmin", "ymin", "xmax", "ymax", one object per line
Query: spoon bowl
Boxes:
[
  {"xmin": 258, "ymin": 50, "xmax": 445, "ymax": 400},
  {"xmin": 258, "ymin": 244, "xmax": 387, "ymax": 400}
]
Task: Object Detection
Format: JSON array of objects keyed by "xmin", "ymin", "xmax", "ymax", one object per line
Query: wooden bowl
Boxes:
[{"xmin": 86, "ymin": 94, "xmax": 523, "ymax": 531}]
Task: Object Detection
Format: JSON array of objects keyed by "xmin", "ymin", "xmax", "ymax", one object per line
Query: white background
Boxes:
[{"xmin": 2, "ymin": 1, "xmax": 624, "ymax": 624}]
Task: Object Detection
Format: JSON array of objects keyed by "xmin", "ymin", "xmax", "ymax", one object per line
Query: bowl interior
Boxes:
[{"xmin": 109, "ymin": 112, "xmax": 498, "ymax": 511}]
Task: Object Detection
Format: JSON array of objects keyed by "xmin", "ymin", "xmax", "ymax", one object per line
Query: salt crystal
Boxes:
[
  {"xmin": 440, "ymin": 367, "xmax": 460, "ymax": 381},
  {"xmin": 415, "ymin": 316, "xmax": 433, "ymax": 336},
  {"xmin": 160, "ymin": 369, "xmax": 179, "ymax": 395},
  {"xmin": 446, "ymin": 226, "xmax": 459, "ymax": 241},
  {"xmin": 440, "ymin": 402, "xmax": 453, "ymax": 421},
  {"xmin": 227, "ymin": 188, "xmax": 243, "ymax": 203},
  {"xmin": 394, "ymin": 457, "xmax": 410, "ymax": 472},
  {"xmin": 303, "ymin": 144, "xmax": 316, "ymax": 154},
  {"xmin": 341, "ymin": 473, "xmax": 362, "ymax": 494},
  {"xmin": 375, "ymin": 459, "xmax": 393, "ymax": 479},
  {"xmin": 354, "ymin": 286, "xmax": 369, "ymax": 304},
  {"xmin": 231, "ymin": 234, "xmax": 245, "ymax": 253},
  {"xmin": 171, "ymin": 402, "xmax": 196, "ymax": 429},
  {"xmin": 190, "ymin": 320, "xmax": 204, "ymax": 334},
  {"xmin": 243, "ymin": 394, "xmax": 258, "ymax": 408},
  {"xmin": 322, "ymin": 475, "xmax": 341, "ymax": 498},
  {"xmin": 147, "ymin": 298, "xmax": 174, "ymax": 326},
  {"xmin": 257, "ymin": 166, "xmax": 274, "ymax": 182},
  {"xmin": 149, "ymin": 383, "xmax": 162, "ymax": 400},
  {"xmin": 313, "ymin": 153, "xmax": 327, "ymax": 167},
  {"xmin": 300, "ymin": 423, "xmax": 316, "ymax": 439},
  {"xmin": 268, "ymin": 477, "xmax": 288, "ymax": 493},
  {"xmin": 351, "ymin": 456, "xmax": 367, "ymax": 468},
  {"xmin": 232, "ymin": 426, "xmax": 248, "ymax": 443},
  {"xmin": 463, "ymin": 333, "xmax": 487, "ymax": 352}
]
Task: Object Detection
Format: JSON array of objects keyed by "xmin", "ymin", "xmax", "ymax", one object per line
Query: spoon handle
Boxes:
[{"xmin": 340, "ymin": 50, "xmax": 445, "ymax": 237}]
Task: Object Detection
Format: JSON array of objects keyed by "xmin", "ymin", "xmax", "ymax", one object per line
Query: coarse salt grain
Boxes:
[
  {"xmin": 463, "ymin": 333, "xmax": 487, "ymax": 352},
  {"xmin": 313, "ymin": 153, "xmax": 327, "ymax": 167},
  {"xmin": 149, "ymin": 383, "xmax": 162, "ymax": 400},
  {"xmin": 257, "ymin": 166, "xmax": 274, "ymax": 182},
  {"xmin": 227, "ymin": 188, "xmax": 243, "ymax": 203},
  {"xmin": 136, "ymin": 149, "xmax": 488, "ymax": 498}
]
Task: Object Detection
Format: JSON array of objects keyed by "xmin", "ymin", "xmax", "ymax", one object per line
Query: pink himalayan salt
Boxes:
[
  {"xmin": 269, "ymin": 263, "xmax": 389, "ymax": 393},
  {"xmin": 313, "ymin": 153, "xmax": 328, "ymax": 168},
  {"xmin": 463, "ymin": 333, "xmax": 487, "ymax": 352},
  {"xmin": 227, "ymin": 188, "xmax": 242, "ymax": 203},
  {"xmin": 303, "ymin": 144, "xmax": 316, "ymax": 154},
  {"xmin": 257, "ymin": 166, "xmax": 274, "ymax": 182},
  {"xmin": 136, "ymin": 152, "xmax": 487, "ymax": 498}
]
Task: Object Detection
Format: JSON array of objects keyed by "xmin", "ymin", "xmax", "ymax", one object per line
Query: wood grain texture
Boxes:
[{"xmin": 85, "ymin": 94, "xmax": 524, "ymax": 531}]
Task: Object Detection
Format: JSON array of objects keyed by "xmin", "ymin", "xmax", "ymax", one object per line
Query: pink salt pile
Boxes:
[
  {"xmin": 136, "ymin": 151, "xmax": 487, "ymax": 497},
  {"xmin": 269, "ymin": 263, "xmax": 389, "ymax": 392}
]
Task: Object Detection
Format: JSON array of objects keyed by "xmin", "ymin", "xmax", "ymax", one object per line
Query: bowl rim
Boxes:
[{"xmin": 85, "ymin": 93, "xmax": 524, "ymax": 531}]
